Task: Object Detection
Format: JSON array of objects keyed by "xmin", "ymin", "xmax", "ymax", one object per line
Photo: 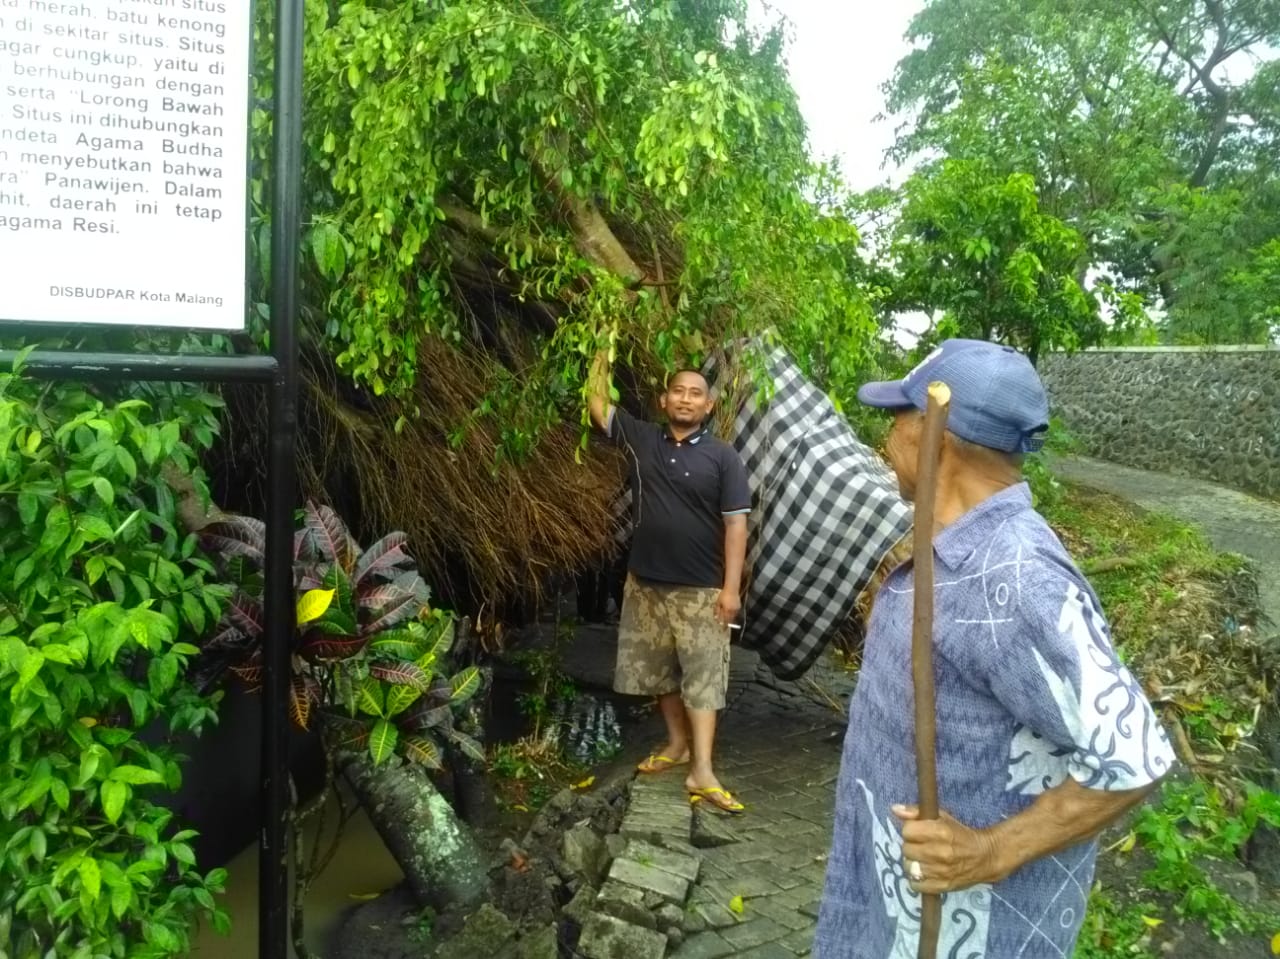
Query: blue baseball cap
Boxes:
[{"xmin": 858, "ymin": 339, "xmax": 1050, "ymax": 453}]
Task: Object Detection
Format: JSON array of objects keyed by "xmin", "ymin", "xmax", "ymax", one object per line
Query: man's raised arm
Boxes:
[{"xmin": 588, "ymin": 349, "xmax": 612, "ymax": 432}]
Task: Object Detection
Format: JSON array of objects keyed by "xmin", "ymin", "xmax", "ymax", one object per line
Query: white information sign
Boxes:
[{"xmin": 0, "ymin": 0, "xmax": 250, "ymax": 330}]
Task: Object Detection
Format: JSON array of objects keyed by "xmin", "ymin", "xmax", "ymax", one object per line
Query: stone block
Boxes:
[
  {"xmin": 563, "ymin": 823, "xmax": 609, "ymax": 885},
  {"xmin": 624, "ymin": 838, "xmax": 702, "ymax": 883},
  {"xmin": 515, "ymin": 922, "xmax": 559, "ymax": 959},
  {"xmin": 577, "ymin": 913, "xmax": 667, "ymax": 959},
  {"xmin": 608, "ymin": 857, "xmax": 690, "ymax": 904},
  {"xmin": 605, "ymin": 833, "xmax": 628, "ymax": 860},
  {"xmin": 436, "ymin": 903, "xmax": 517, "ymax": 959},
  {"xmin": 691, "ymin": 808, "xmax": 740, "ymax": 848},
  {"xmin": 564, "ymin": 886, "xmax": 596, "ymax": 926},
  {"xmin": 655, "ymin": 902, "xmax": 685, "ymax": 933},
  {"xmin": 681, "ymin": 905, "xmax": 708, "ymax": 934},
  {"xmin": 596, "ymin": 880, "xmax": 656, "ymax": 930}
]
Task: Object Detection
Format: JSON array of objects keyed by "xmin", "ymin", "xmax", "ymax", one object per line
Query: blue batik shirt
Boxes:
[{"xmin": 815, "ymin": 484, "xmax": 1175, "ymax": 959}]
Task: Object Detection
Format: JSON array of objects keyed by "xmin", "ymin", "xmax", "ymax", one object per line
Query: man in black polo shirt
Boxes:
[{"xmin": 588, "ymin": 352, "xmax": 752, "ymax": 813}]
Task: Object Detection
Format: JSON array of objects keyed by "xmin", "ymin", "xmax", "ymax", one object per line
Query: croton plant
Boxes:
[{"xmin": 197, "ymin": 502, "xmax": 483, "ymax": 768}]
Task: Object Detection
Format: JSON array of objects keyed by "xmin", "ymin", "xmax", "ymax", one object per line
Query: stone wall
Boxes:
[{"xmin": 1038, "ymin": 347, "xmax": 1280, "ymax": 499}]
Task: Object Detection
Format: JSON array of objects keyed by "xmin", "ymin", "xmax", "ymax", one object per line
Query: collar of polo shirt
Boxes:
[{"xmin": 664, "ymin": 422, "xmax": 710, "ymax": 445}]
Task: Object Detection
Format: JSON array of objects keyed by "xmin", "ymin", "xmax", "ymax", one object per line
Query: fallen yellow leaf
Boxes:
[
  {"xmin": 1141, "ymin": 916, "xmax": 1163, "ymax": 928},
  {"xmin": 728, "ymin": 895, "xmax": 744, "ymax": 915},
  {"xmin": 1270, "ymin": 931, "xmax": 1280, "ymax": 955},
  {"xmin": 572, "ymin": 776, "xmax": 596, "ymax": 791},
  {"xmin": 1120, "ymin": 832, "xmax": 1137, "ymax": 854}
]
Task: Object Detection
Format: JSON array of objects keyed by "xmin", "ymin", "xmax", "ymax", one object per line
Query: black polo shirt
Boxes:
[{"xmin": 607, "ymin": 407, "xmax": 752, "ymax": 588}]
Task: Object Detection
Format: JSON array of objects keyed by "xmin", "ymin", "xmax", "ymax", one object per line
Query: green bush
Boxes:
[{"xmin": 0, "ymin": 368, "xmax": 230, "ymax": 957}]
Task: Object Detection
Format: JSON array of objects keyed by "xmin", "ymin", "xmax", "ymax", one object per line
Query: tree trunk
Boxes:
[{"xmin": 338, "ymin": 749, "xmax": 488, "ymax": 911}]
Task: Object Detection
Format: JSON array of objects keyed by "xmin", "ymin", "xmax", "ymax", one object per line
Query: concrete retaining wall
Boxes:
[{"xmin": 1038, "ymin": 347, "xmax": 1280, "ymax": 499}]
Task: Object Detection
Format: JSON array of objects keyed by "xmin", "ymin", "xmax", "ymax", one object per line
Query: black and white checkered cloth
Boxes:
[{"xmin": 610, "ymin": 346, "xmax": 912, "ymax": 680}]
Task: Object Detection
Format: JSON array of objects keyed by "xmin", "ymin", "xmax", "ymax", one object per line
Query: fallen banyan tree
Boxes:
[{"xmin": 213, "ymin": 0, "xmax": 885, "ymax": 618}]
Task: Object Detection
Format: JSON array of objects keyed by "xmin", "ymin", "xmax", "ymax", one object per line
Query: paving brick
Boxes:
[
  {"xmin": 779, "ymin": 925, "xmax": 816, "ymax": 955},
  {"xmin": 718, "ymin": 872, "xmax": 781, "ymax": 899},
  {"xmin": 624, "ymin": 839, "xmax": 702, "ymax": 883},
  {"xmin": 608, "ymin": 857, "xmax": 690, "ymax": 904},
  {"xmin": 736, "ymin": 942, "xmax": 800, "ymax": 959},
  {"xmin": 670, "ymin": 931, "xmax": 736, "ymax": 959},
  {"xmin": 748, "ymin": 896, "xmax": 816, "ymax": 932},
  {"xmin": 695, "ymin": 902, "xmax": 743, "ymax": 931},
  {"xmin": 719, "ymin": 916, "xmax": 789, "ymax": 951}
]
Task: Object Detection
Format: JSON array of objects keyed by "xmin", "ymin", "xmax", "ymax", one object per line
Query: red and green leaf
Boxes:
[
  {"xmin": 368, "ymin": 720, "xmax": 398, "ymax": 765},
  {"xmin": 353, "ymin": 532, "xmax": 410, "ymax": 584},
  {"xmin": 447, "ymin": 729, "xmax": 485, "ymax": 764},
  {"xmin": 402, "ymin": 736, "xmax": 443, "ymax": 769},
  {"xmin": 361, "ymin": 592, "xmax": 418, "ymax": 636},
  {"xmin": 421, "ymin": 619, "xmax": 454, "ymax": 661},
  {"xmin": 226, "ymin": 593, "xmax": 264, "ymax": 638},
  {"xmin": 200, "ymin": 516, "xmax": 265, "ymax": 565},
  {"xmin": 229, "ymin": 663, "xmax": 263, "ymax": 687},
  {"xmin": 299, "ymin": 633, "xmax": 366, "ymax": 662},
  {"xmin": 385, "ymin": 684, "xmax": 422, "ymax": 717},
  {"xmin": 205, "ymin": 623, "xmax": 248, "ymax": 651},
  {"xmin": 369, "ymin": 660, "xmax": 429, "ymax": 690},
  {"xmin": 368, "ymin": 630, "xmax": 422, "ymax": 660},
  {"xmin": 448, "ymin": 666, "xmax": 482, "ymax": 704},
  {"xmin": 359, "ymin": 583, "xmax": 414, "ymax": 610},
  {"xmin": 356, "ymin": 676, "xmax": 384, "ymax": 717},
  {"xmin": 403, "ymin": 702, "xmax": 452, "ymax": 732},
  {"xmin": 305, "ymin": 502, "xmax": 356, "ymax": 571},
  {"xmin": 288, "ymin": 677, "xmax": 319, "ymax": 730}
]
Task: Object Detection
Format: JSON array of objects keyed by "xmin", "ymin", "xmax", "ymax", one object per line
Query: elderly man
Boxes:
[
  {"xmin": 815, "ymin": 339, "xmax": 1174, "ymax": 958},
  {"xmin": 588, "ymin": 353, "xmax": 751, "ymax": 813}
]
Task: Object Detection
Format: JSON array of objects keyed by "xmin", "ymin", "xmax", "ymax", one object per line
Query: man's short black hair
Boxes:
[{"xmin": 665, "ymin": 368, "xmax": 711, "ymax": 390}]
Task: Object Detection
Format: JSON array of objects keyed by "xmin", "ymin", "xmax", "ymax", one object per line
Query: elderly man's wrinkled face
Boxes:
[{"xmin": 884, "ymin": 410, "xmax": 923, "ymax": 501}]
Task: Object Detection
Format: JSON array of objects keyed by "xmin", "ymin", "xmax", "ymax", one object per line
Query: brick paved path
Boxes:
[{"xmin": 562, "ymin": 625, "xmax": 856, "ymax": 959}]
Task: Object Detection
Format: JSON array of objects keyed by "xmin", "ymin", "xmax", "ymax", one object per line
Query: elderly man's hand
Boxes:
[{"xmin": 892, "ymin": 804, "xmax": 1005, "ymax": 894}]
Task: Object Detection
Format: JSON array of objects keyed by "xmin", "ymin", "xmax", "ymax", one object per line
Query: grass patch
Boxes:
[
  {"xmin": 1039, "ymin": 481, "xmax": 1249, "ymax": 660},
  {"xmin": 489, "ymin": 736, "xmax": 590, "ymax": 814}
]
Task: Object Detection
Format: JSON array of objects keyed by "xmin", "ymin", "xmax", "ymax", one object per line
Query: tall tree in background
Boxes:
[
  {"xmin": 885, "ymin": 0, "xmax": 1279, "ymax": 344},
  {"xmin": 886, "ymin": 160, "xmax": 1107, "ymax": 364}
]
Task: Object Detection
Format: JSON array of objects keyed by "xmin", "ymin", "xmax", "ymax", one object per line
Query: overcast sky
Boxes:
[{"xmin": 748, "ymin": 1, "xmax": 925, "ymax": 193}]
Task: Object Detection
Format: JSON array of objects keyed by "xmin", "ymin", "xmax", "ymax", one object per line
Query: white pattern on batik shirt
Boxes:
[{"xmin": 814, "ymin": 484, "xmax": 1175, "ymax": 959}]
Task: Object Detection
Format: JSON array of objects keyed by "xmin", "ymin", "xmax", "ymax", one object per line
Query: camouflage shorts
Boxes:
[{"xmin": 614, "ymin": 575, "xmax": 730, "ymax": 711}]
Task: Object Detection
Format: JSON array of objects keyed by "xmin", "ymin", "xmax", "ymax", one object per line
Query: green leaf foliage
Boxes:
[
  {"xmin": 202, "ymin": 500, "xmax": 482, "ymax": 774},
  {"xmin": 0, "ymin": 375, "xmax": 229, "ymax": 956},
  {"xmin": 250, "ymin": 0, "xmax": 879, "ymax": 421},
  {"xmin": 885, "ymin": 0, "xmax": 1279, "ymax": 345}
]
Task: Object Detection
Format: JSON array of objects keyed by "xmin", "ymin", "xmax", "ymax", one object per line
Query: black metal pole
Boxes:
[
  {"xmin": 0, "ymin": 351, "xmax": 277, "ymax": 384},
  {"xmin": 261, "ymin": 0, "xmax": 303, "ymax": 954}
]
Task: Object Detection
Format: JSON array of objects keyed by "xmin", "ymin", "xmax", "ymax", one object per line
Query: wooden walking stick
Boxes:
[{"xmin": 912, "ymin": 381, "xmax": 951, "ymax": 959}]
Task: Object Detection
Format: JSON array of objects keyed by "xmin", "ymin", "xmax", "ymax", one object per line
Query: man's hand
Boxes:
[
  {"xmin": 714, "ymin": 588, "xmax": 741, "ymax": 627},
  {"xmin": 893, "ymin": 804, "xmax": 1004, "ymax": 894}
]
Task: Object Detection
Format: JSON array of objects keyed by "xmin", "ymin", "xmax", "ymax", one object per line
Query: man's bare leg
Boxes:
[
  {"xmin": 653, "ymin": 691, "xmax": 690, "ymax": 762},
  {"xmin": 684, "ymin": 706, "xmax": 723, "ymax": 792}
]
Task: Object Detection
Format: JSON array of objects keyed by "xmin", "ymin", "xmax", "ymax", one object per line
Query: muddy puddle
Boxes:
[
  {"xmin": 187, "ymin": 683, "xmax": 640, "ymax": 957},
  {"xmin": 189, "ymin": 793, "xmax": 402, "ymax": 958}
]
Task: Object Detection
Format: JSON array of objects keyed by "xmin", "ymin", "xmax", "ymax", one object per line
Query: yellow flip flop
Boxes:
[
  {"xmin": 688, "ymin": 786, "xmax": 745, "ymax": 814},
  {"xmin": 636, "ymin": 754, "xmax": 688, "ymax": 774}
]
